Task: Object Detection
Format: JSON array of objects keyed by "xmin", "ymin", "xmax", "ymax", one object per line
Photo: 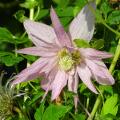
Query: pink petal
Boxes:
[
  {"xmin": 77, "ymin": 64, "xmax": 98, "ymax": 94},
  {"xmin": 50, "ymin": 7, "xmax": 72, "ymax": 47},
  {"xmin": 11, "ymin": 58, "xmax": 48, "ymax": 85},
  {"xmin": 69, "ymin": 2, "xmax": 96, "ymax": 41},
  {"xmin": 94, "ymin": 60, "xmax": 115, "ymax": 85},
  {"xmin": 68, "ymin": 69, "xmax": 75, "ymax": 91},
  {"xmin": 85, "ymin": 59, "xmax": 115, "ymax": 85},
  {"xmin": 51, "ymin": 70, "xmax": 68, "ymax": 100},
  {"xmin": 41, "ymin": 66, "xmax": 58, "ymax": 91},
  {"xmin": 16, "ymin": 47, "xmax": 57, "ymax": 57},
  {"xmin": 73, "ymin": 72, "xmax": 79, "ymax": 93},
  {"xmin": 80, "ymin": 48, "xmax": 113, "ymax": 59},
  {"xmin": 24, "ymin": 20, "xmax": 58, "ymax": 46},
  {"xmin": 40, "ymin": 56, "xmax": 58, "ymax": 74}
]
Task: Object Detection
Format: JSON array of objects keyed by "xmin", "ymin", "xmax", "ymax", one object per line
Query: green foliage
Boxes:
[
  {"xmin": 74, "ymin": 39, "xmax": 90, "ymax": 48},
  {"xmin": 14, "ymin": 10, "xmax": 27, "ymax": 23},
  {"xmin": 0, "ymin": 0, "xmax": 120, "ymax": 119},
  {"xmin": 101, "ymin": 94, "xmax": 118, "ymax": 116},
  {"xmin": 35, "ymin": 104, "xmax": 71, "ymax": 120},
  {"xmin": 0, "ymin": 52, "xmax": 23, "ymax": 66},
  {"xmin": 91, "ymin": 39, "xmax": 104, "ymax": 49},
  {"xmin": 107, "ymin": 11, "xmax": 120, "ymax": 25}
]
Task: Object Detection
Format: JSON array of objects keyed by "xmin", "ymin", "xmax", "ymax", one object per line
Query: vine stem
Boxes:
[
  {"xmin": 29, "ymin": 8, "xmax": 34, "ymax": 20},
  {"xmin": 109, "ymin": 39, "xmax": 120, "ymax": 73},
  {"xmin": 29, "ymin": 0, "xmax": 35, "ymax": 20}
]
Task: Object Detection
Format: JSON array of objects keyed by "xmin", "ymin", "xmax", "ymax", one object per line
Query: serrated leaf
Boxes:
[
  {"xmin": 74, "ymin": 39, "xmax": 90, "ymax": 48},
  {"xmin": 75, "ymin": 114, "xmax": 86, "ymax": 120},
  {"xmin": 100, "ymin": 2, "xmax": 112, "ymax": 19},
  {"xmin": 91, "ymin": 39, "xmax": 104, "ymax": 49},
  {"xmin": 0, "ymin": 27, "xmax": 14, "ymax": 43},
  {"xmin": 0, "ymin": 52, "xmax": 23, "ymax": 66},
  {"xmin": 42, "ymin": 104, "xmax": 71, "ymax": 120},
  {"xmin": 101, "ymin": 94, "xmax": 118, "ymax": 116},
  {"xmin": 34, "ymin": 103, "xmax": 45, "ymax": 120},
  {"xmin": 107, "ymin": 10, "xmax": 120, "ymax": 25}
]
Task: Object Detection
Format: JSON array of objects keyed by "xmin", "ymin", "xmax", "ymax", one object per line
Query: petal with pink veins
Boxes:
[
  {"xmin": 16, "ymin": 47, "xmax": 57, "ymax": 57},
  {"xmin": 51, "ymin": 70, "xmax": 68, "ymax": 100},
  {"xmin": 69, "ymin": 2, "xmax": 96, "ymax": 41},
  {"xmin": 41, "ymin": 66, "xmax": 58, "ymax": 91},
  {"xmin": 24, "ymin": 20, "xmax": 58, "ymax": 46},
  {"xmin": 80, "ymin": 48, "xmax": 113, "ymax": 59},
  {"xmin": 77, "ymin": 63, "xmax": 98, "ymax": 94},
  {"xmin": 11, "ymin": 58, "xmax": 48, "ymax": 85},
  {"xmin": 50, "ymin": 7, "xmax": 72, "ymax": 47},
  {"xmin": 85, "ymin": 59, "xmax": 115, "ymax": 85},
  {"xmin": 93, "ymin": 60, "xmax": 114, "ymax": 85}
]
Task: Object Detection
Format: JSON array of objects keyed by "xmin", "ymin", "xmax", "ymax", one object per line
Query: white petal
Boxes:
[
  {"xmin": 69, "ymin": 2, "xmax": 96, "ymax": 41},
  {"xmin": 24, "ymin": 20, "xmax": 58, "ymax": 46}
]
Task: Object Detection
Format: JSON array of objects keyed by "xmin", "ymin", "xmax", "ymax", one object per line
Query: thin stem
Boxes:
[
  {"xmin": 28, "ymin": 82, "xmax": 38, "ymax": 92},
  {"xmin": 109, "ymin": 39, "xmax": 120, "ymax": 73},
  {"xmin": 13, "ymin": 106, "xmax": 23, "ymax": 118},
  {"xmin": 102, "ymin": 22, "xmax": 120, "ymax": 37},
  {"xmin": 29, "ymin": 8, "xmax": 34, "ymax": 20},
  {"xmin": 87, "ymin": 95, "xmax": 101, "ymax": 120}
]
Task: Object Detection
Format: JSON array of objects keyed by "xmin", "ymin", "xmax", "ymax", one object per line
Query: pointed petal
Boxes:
[
  {"xmin": 69, "ymin": 2, "xmax": 96, "ymax": 41},
  {"xmin": 77, "ymin": 64, "xmax": 98, "ymax": 94},
  {"xmin": 80, "ymin": 48, "xmax": 113, "ymax": 59},
  {"xmin": 73, "ymin": 72, "xmax": 79, "ymax": 93},
  {"xmin": 40, "ymin": 57, "xmax": 58, "ymax": 73},
  {"xmin": 68, "ymin": 75, "xmax": 74, "ymax": 91},
  {"xmin": 17, "ymin": 47, "xmax": 57, "ymax": 57},
  {"xmin": 24, "ymin": 20, "xmax": 58, "ymax": 46},
  {"xmin": 50, "ymin": 7, "xmax": 72, "ymax": 47},
  {"xmin": 51, "ymin": 70, "xmax": 68, "ymax": 100},
  {"xmin": 85, "ymin": 59, "xmax": 115, "ymax": 85},
  {"xmin": 11, "ymin": 58, "xmax": 48, "ymax": 85},
  {"xmin": 41, "ymin": 66, "xmax": 58, "ymax": 90}
]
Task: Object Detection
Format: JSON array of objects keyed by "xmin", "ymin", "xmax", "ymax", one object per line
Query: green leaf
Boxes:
[
  {"xmin": 42, "ymin": 104, "xmax": 71, "ymax": 120},
  {"xmin": 99, "ymin": 85, "xmax": 113, "ymax": 94},
  {"xmin": 29, "ymin": 92, "xmax": 44, "ymax": 105},
  {"xmin": 91, "ymin": 39, "xmax": 104, "ymax": 49},
  {"xmin": 52, "ymin": 0, "xmax": 69, "ymax": 8},
  {"xmin": 34, "ymin": 103, "xmax": 45, "ymax": 120},
  {"xmin": 56, "ymin": 7, "xmax": 74, "ymax": 17},
  {"xmin": 20, "ymin": 0, "xmax": 39, "ymax": 9},
  {"xmin": 100, "ymin": 2, "xmax": 112, "ymax": 19},
  {"xmin": 107, "ymin": 10, "xmax": 120, "ymax": 25},
  {"xmin": 14, "ymin": 10, "xmax": 27, "ymax": 23},
  {"xmin": 101, "ymin": 94, "xmax": 118, "ymax": 116},
  {"xmin": 74, "ymin": 39, "xmax": 90, "ymax": 48},
  {"xmin": 36, "ymin": 9, "xmax": 49, "ymax": 20},
  {"xmin": 75, "ymin": 114, "xmax": 86, "ymax": 120},
  {"xmin": 0, "ymin": 27, "xmax": 14, "ymax": 44},
  {"xmin": 0, "ymin": 51, "xmax": 23, "ymax": 66}
]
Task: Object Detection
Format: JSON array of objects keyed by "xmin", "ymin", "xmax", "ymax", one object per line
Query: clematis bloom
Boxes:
[{"xmin": 12, "ymin": 2, "xmax": 115, "ymax": 103}]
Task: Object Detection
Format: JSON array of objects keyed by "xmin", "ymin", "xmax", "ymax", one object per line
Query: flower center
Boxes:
[{"xmin": 58, "ymin": 48, "xmax": 81, "ymax": 71}]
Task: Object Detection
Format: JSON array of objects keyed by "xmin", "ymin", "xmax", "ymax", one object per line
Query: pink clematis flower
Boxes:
[{"xmin": 12, "ymin": 2, "xmax": 115, "ymax": 104}]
